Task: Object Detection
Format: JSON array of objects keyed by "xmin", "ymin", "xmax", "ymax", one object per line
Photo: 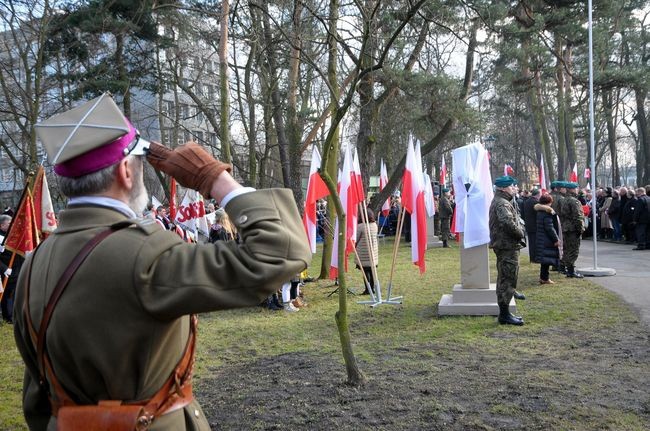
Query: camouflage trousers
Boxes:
[
  {"xmin": 494, "ymin": 248, "xmax": 520, "ymax": 307},
  {"xmin": 440, "ymin": 218, "xmax": 451, "ymax": 241},
  {"xmin": 561, "ymin": 231, "xmax": 581, "ymax": 267}
]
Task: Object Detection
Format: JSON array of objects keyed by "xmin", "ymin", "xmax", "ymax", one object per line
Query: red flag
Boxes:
[
  {"xmin": 5, "ymin": 188, "xmax": 39, "ymax": 256},
  {"xmin": 440, "ymin": 156, "xmax": 447, "ymax": 187},
  {"xmin": 504, "ymin": 164, "xmax": 514, "ymax": 176},
  {"xmin": 32, "ymin": 166, "xmax": 57, "ymax": 239},
  {"xmin": 539, "ymin": 154, "xmax": 547, "ymax": 194},
  {"xmin": 380, "ymin": 159, "xmax": 390, "ymax": 216},
  {"xmin": 584, "ymin": 167, "xmax": 591, "ymax": 179},
  {"xmin": 169, "ymin": 178, "xmax": 177, "ymax": 220},
  {"xmin": 569, "ymin": 163, "xmax": 578, "ymax": 183},
  {"xmin": 302, "ymin": 146, "xmax": 330, "ymax": 253},
  {"xmin": 401, "ymin": 139, "xmax": 427, "ymax": 274}
]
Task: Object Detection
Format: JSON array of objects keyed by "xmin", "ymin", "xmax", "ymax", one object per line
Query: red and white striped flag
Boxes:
[
  {"xmin": 302, "ymin": 146, "xmax": 330, "ymax": 253},
  {"xmin": 569, "ymin": 162, "xmax": 578, "ymax": 183},
  {"xmin": 539, "ymin": 154, "xmax": 547, "ymax": 194},
  {"xmin": 504, "ymin": 164, "xmax": 514, "ymax": 176},
  {"xmin": 380, "ymin": 159, "xmax": 390, "ymax": 216},
  {"xmin": 401, "ymin": 139, "xmax": 427, "ymax": 274},
  {"xmin": 440, "ymin": 156, "xmax": 447, "ymax": 187}
]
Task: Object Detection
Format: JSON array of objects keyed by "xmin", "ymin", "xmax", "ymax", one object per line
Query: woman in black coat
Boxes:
[{"xmin": 535, "ymin": 194, "xmax": 561, "ymax": 284}]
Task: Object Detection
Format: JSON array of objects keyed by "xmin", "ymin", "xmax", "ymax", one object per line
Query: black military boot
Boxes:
[
  {"xmin": 442, "ymin": 240, "xmax": 449, "ymax": 248},
  {"xmin": 513, "ymin": 291, "xmax": 526, "ymax": 300},
  {"xmin": 566, "ymin": 266, "xmax": 584, "ymax": 278},
  {"xmin": 498, "ymin": 305, "xmax": 524, "ymax": 325}
]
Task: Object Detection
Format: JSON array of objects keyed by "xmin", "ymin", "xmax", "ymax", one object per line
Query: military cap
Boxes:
[
  {"xmin": 565, "ymin": 182, "xmax": 579, "ymax": 189},
  {"xmin": 35, "ymin": 93, "xmax": 150, "ymax": 178},
  {"xmin": 442, "ymin": 187, "xmax": 450, "ymax": 193},
  {"xmin": 494, "ymin": 175, "xmax": 518, "ymax": 187}
]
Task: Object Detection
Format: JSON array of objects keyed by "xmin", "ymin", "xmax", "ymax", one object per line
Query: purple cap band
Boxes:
[{"xmin": 54, "ymin": 123, "xmax": 137, "ymax": 178}]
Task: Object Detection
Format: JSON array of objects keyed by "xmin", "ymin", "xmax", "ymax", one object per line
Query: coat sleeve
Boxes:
[
  {"xmin": 543, "ymin": 215, "xmax": 559, "ymax": 243},
  {"xmin": 134, "ymin": 189, "xmax": 312, "ymax": 320}
]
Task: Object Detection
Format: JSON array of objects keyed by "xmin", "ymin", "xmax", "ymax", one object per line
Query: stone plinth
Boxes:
[
  {"xmin": 438, "ymin": 234, "xmax": 515, "ymax": 316},
  {"xmin": 426, "ymin": 216, "xmax": 443, "ymax": 248}
]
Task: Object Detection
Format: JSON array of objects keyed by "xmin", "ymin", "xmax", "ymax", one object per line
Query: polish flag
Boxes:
[
  {"xmin": 401, "ymin": 139, "xmax": 427, "ymax": 274},
  {"xmin": 504, "ymin": 164, "xmax": 514, "ymax": 176},
  {"xmin": 330, "ymin": 149, "xmax": 354, "ymax": 279},
  {"xmin": 440, "ymin": 156, "xmax": 447, "ymax": 187},
  {"xmin": 380, "ymin": 159, "xmax": 390, "ymax": 216},
  {"xmin": 539, "ymin": 154, "xmax": 547, "ymax": 194},
  {"xmin": 584, "ymin": 167, "xmax": 591, "ymax": 179},
  {"xmin": 351, "ymin": 148, "xmax": 365, "ymax": 226},
  {"xmin": 302, "ymin": 146, "xmax": 330, "ymax": 253},
  {"xmin": 32, "ymin": 166, "xmax": 57, "ymax": 239},
  {"xmin": 569, "ymin": 163, "xmax": 578, "ymax": 183}
]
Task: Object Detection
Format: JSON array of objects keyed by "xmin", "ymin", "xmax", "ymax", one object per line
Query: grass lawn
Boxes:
[{"xmin": 1, "ymin": 237, "xmax": 649, "ymax": 430}]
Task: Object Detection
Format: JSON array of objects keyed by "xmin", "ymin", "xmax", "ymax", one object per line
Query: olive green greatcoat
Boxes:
[
  {"xmin": 559, "ymin": 192, "xmax": 585, "ymax": 267},
  {"xmin": 14, "ymin": 189, "xmax": 311, "ymax": 431}
]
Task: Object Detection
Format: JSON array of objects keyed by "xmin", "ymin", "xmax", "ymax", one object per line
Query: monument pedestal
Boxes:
[
  {"xmin": 437, "ymin": 235, "xmax": 516, "ymax": 316},
  {"xmin": 426, "ymin": 216, "xmax": 443, "ymax": 248}
]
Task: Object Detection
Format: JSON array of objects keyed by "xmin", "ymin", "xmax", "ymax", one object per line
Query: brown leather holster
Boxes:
[{"xmin": 23, "ymin": 225, "xmax": 197, "ymax": 431}]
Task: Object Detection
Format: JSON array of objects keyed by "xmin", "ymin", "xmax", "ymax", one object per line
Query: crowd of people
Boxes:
[{"xmin": 490, "ymin": 176, "xmax": 650, "ymax": 326}]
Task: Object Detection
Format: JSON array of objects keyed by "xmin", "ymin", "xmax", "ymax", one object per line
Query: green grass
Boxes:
[{"xmin": 1, "ymin": 237, "xmax": 648, "ymax": 429}]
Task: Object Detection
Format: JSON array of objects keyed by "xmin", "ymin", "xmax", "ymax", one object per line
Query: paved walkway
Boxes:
[{"xmin": 576, "ymin": 239, "xmax": 650, "ymax": 327}]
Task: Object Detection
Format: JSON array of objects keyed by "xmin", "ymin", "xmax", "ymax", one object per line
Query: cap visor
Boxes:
[{"xmin": 130, "ymin": 137, "xmax": 151, "ymax": 156}]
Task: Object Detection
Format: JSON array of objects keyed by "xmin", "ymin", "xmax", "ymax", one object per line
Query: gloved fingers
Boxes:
[{"xmin": 146, "ymin": 142, "xmax": 174, "ymax": 165}]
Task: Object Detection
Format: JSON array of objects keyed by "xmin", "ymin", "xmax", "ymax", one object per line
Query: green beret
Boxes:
[
  {"xmin": 494, "ymin": 175, "xmax": 517, "ymax": 187},
  {"xmin": 550, "ymin": 181, "xmax": 559, "ymax": 189},
  {"xmin": 442, "ymin": 187, "xmax": 450, "ymax": 193},
  {"xmin": 565, "ymin": 182, "xmax": 578, "ymax": 189}
]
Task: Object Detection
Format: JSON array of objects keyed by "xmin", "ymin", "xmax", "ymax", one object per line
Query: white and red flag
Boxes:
[
  {"xmin": 569, "ymin": 162, "xmax": 578, "ymax": 183},
  {"xmin": 175, "ymin": 189, "xmax": 209, "ymax": 237},
  {"xmin": 504, "ymin": 164, "xmax": 514, "ymax": 176},
  {"xmin": 401, "ymin": 139, "xmax": 427, "ymax": 274},
  {"xmin": 440, "ymin": 156, "xmax": 447, "ymax": 187},
  {"xmin": 584, "ymin": 167, "xmax": 591, "ymax": 179},
  {"xmin": 32, "ymin": 166, "xmax": 57, "ymax": 239},
  {"xmin": 302, "ymin": 146, "xmax": 330, "ymax": 253},
  {"xmin": 380, "ymin": 159, "xmax": 390, "ymax": 216},
  {"xmin": 330, "ymin": 148, "xmax": 355, "ymax": 279},
  {"xmin": 539, "ymin": 154, "xmax": 547, "ymax": 194}
]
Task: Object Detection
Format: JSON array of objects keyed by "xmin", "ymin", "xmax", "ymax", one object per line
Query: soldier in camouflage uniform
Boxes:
[
  {"xmin": 560, "ymin": 182, "xmax": 585, "ymax": 278},
  {"xmin": 438, "ymin": 188, "xmax": 454, "ymax": 247},
  {"xmin": 489, "ymin": 176, "xmax": 526, "ymax": 325}
]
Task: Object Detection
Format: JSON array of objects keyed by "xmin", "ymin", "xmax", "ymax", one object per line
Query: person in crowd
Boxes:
[
  {"xmin": 559, "ymin": 182, "xmax": 585, "ymax": 278},
  {"xmin": 621, "ymin": 189, "xmax": 637, "ymax": 243},
  {"xmin": 0, "ymin": 214, "xmax": 24, "ymax": 324},
  {"xmin": 489, "ymin": 175, "xmax": 525, "ymax": 326},
  {"xmin": 523, "ymin": 188, "xmax": 540, "ymax": 262},
  {"xmin": 438, "ymin": 187, "xmax": 454, "ymax": 248},
  {"xmin": 534, "ymin": 194, "xmax": 561, "ymax": 285},
  {"xmin": 155, "ymin": 205, "xmax": 172, "ymax": 230},
  {"xmin": 599, "ymin": 187, "xmax": 613, "ymax": 239},
  {"xmin": 14, "ymin": 94, "xmax": 310, "ymax": 430},
  {"xmin": 607, "ymin": 189, "xmax": 622, "ymax": 241},
  {"xmin": 208, "ymin": 207, "xmax": 237, "ymax": 243},
  {"xmin": 356, "ymin": 207, "xmax": 379, "ymax": 295},
  {"xmin": 632, "ymin": 187, "xmax": 650, "ymax": 250}
]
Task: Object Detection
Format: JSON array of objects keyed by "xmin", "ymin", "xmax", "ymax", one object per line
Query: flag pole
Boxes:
[{"xmin": 385, "ymin": 205, "xmax": 406, "ymax": 302}]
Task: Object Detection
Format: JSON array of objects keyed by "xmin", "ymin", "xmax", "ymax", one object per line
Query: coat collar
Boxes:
[{"xmin": 55, "ymin": 205, "xmax": 133, "ymax": 233}]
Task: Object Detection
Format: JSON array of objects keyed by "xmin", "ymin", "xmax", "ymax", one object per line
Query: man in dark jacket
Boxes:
[
  {"xmin": 632, "ymin": 187, "xmax": 650, "ymax": 250},
  {"xmin": 621, "ymin": 189, "xmax": 637, "ymax": 243},
  {"xmin": 523, "ymin": 188, "xmax": 540, "ymax": 262},
  {"xmin": 489, "ymin": 175, "xmax": 525, "ymax": 326}
]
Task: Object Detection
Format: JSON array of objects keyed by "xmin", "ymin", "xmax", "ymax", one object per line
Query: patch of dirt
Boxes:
[{"xmin": 196, "ymin": 326, "xmax": 650, "ymax": 430}]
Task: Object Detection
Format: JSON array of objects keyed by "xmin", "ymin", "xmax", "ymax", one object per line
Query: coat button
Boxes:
[
  {"xmin": 237, "ymin": 215, "xmax": 248, "ymax": 224},
  {"xmin": 194, "ymin": 409, "xmax": 200, "ymax": 418}
]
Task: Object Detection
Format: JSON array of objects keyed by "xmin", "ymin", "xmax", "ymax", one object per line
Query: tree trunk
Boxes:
[
  {"xmin": 636, "ymin": 87, "xmax": 649, "ymax": 184},
  {"xmin": 555, "ymin": 36, "xmax": 568, "ymax": 178},
  {"xmin": 563, "ymin": 44, "xmax": 577, "ymax": 171},
  {"xmin": 603, "ymin": 89, "xmax": 620, "ymax": 186},
  {"xmin": 219, "ymin": 0, "xmax": 232, "ymax": 163}
]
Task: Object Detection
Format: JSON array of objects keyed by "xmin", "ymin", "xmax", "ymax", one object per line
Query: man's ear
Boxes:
[{"xmin": 116, "ymin": 158, "xmax": 134, "ymax": 190}]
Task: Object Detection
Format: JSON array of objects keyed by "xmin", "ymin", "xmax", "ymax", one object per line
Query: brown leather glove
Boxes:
[{"xmin": 147, "ymin": 141, "xmax": 232, "ymax": 198}]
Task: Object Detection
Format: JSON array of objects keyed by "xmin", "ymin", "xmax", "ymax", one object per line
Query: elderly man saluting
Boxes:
[
  {"xmin": 489, "ymin": 175, "xmax": 526, "ymax": 326},
  {"xmin": 14, "ymin": 94, "xmax": 311, "ymax": 430}
]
